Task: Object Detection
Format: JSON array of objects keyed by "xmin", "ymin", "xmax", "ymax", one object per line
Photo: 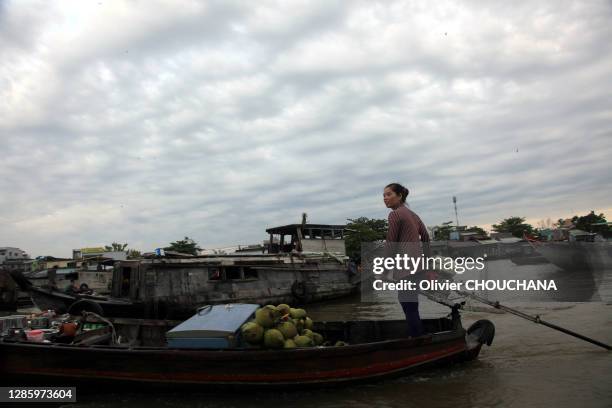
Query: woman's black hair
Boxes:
[{"xmin": 385, "ymin": 183, "xmax": 409, "ymax": 203}]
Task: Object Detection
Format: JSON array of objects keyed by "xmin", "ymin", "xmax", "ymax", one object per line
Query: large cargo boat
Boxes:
[{"xmin": 12, "ymin": 223, "xmax": 359, "ymax": 319}]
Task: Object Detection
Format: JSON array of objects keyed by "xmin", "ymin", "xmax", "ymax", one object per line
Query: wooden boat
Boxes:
[
  {"xmin": 9, "ymin": 223, "xmax": 360, "ymax": 319},
  {"xmin": 24, "ymin": 262, "xmax": 114, "ymax": 295},
  {"xmin": 0, "ymin": 310, "xmax": 494, "ymax": 388}
]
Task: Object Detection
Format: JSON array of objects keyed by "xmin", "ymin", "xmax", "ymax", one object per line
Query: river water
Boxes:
[{"xmin": 59, "ymin": 259, "xmax": 611, "ymax": 408}]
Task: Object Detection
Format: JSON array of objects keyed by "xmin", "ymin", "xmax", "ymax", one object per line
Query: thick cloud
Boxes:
[{"xmin": 1, "ymin": 0, "xmax": 611, "ymax": 257}]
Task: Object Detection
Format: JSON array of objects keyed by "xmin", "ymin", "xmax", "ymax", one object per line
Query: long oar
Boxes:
[
  {"xmin": 455, "ymin": 290, "xmax": 611, "ymax": 351},
  {"xmin": 417, "ymin": 289, "xmax": 462, "ymax": 310}
]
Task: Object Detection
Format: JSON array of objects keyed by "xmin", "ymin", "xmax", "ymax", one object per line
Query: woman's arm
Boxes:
[
  {"xmin": 418, "ymin": 217, "xmax": 430, "ymax": 242},
  {"xmin": 417, "ymin": 216, "xmax": 432, "ymax": 259}
]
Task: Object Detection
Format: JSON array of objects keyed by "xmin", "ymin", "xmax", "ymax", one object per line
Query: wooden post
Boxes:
[{"xmin": 296, "ymin": 227, "xmax": 303, "ymax": 252}]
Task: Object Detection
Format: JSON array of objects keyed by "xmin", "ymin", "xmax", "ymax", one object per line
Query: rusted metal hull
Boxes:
[{"xmin": 125, "ymin": 256, "xmax": 358, "ymax": 319}]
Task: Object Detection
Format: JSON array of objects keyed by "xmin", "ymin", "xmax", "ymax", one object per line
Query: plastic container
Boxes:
[{"xmin": 26, "ymin": 329, "xmax": 44, "ymax": 342}]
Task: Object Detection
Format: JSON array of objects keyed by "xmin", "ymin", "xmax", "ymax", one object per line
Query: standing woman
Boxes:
[{"xmin": 383, "ymin": 182, "xmax": 430, "ymax": 337}]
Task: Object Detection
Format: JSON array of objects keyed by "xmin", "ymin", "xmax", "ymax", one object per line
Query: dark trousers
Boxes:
[{"xmin": 400, "ymin": 301, "xmax": 424, "ymax": 337}]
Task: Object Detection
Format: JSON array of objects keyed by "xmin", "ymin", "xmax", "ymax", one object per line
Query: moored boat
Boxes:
[{"xmin": 9, "ymin": 223, "xmax": 359, "ymax": 319}]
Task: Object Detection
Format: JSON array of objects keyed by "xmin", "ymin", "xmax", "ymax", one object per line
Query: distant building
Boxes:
[
  {"xmin": 538, "ymin": 228, "xmax": 554, "ymax": 241},
  {"xmin": 0, "ymin": 247, "xmax": 29, "ymax": 264},
  {"xmin": 489, "ymin": 232, "xmax": 514, "ymax": 240},
  {"xmin": 448, "ymin": 226, "xmax": 481, "ymax": 241},
  {"xmin": 458, "ymin": 232, "xmax": 488, "ymax": 242},
  {"xmin": 28, "ymin": 256, "xmax": 76, "ymax": 272},
  {"xmin": 72, "ymin": 247, "xmax": 105, "ymax": 259},
  {"xmin": 0, "ymin": 247, "xmax": 31, "ymax": 272},
  {"xmin": 72, "ymin": 247, "xmax": 127, "ymax": 261},
  {"xmin": 568, "ymin": 229, "xmax": 599, "ymax": 242}
]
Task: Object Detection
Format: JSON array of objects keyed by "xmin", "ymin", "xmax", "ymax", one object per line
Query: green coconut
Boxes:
[
  {"xmin": 291, "ymin": 318, "xmax": 304, "ymax": 332},
  {"xmin": 277, "ymin": 304, "xmax": 291, "ymax": 316},
  {"xmin": 255, "ymin": 308, "xmax": 276, "ymax": 328},
  {"xmin": 263, "ymin": 304, "xmax": 281, "ymax": 318},
  {"xmin": 263, "ymin": 329, "xmax": 285, "ymax": 349},
  {"xmin": 290, "ymin": 308, "xmax": 307, "ymax": 319},
  {"xmin": 301, "ymin": 329, "xmax": 314, "ymax": 339},
  {"xmin": 277, "ymin": 321, "xmax": 298, "ymax": 339},
  {"xmin": 294, "ymin": 335, "xmax": 314, "ymax": 348},
  {"xmin": 284, "ymin": 339, "xmax": 297, "ymax": 349},
  {"xmin": 304, "ymin": 316, "xmax": 313, "ymax": 330},
  {"xmin": 241, "ymin": 322, "xmax": 264, "ymax": 344},
  {"xmin": 312, "ymin": 332, "xmax": 324, "ymax": 346}
]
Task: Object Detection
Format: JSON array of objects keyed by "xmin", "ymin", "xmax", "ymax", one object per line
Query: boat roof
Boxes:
[{"xmin": 266, "ymin": 224, "xmax": 346, "ymax": 235}]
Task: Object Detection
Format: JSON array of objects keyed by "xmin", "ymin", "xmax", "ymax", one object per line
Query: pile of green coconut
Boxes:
[{"xmin": 240, "ymin": 304, "xmax": 347, "ymax": 349}]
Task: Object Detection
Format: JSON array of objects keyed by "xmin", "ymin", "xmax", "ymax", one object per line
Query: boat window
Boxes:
[
  {"xmin": 243, "ymin": 267, "xmax": 258, "ymax": 280},
  {"xmin": 225, "ymin": 266, "xmax": 241, "ymax": 280},
  {"xmin": 208, "ymin": 267, "xmax": 222, "ymax": 281}
]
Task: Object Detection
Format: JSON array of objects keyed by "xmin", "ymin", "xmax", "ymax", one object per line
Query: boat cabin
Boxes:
[{"xmin": 265, "ymin": 223, "xmax": 346, "ymax": 254}]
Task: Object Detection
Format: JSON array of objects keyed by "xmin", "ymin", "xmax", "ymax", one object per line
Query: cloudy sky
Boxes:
[{"xmin": 1, "ymin": 0, "xmax": 611, "ymax": 257}]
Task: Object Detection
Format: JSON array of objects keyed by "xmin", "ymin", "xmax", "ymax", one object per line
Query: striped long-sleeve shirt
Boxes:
[
  {"xmin": 386, "ymin": 205, "xmax": 431, "ymax": 257},
  {"xmin": 385, "ymin": 204, "xmax": 431, "ymax": 293}
]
